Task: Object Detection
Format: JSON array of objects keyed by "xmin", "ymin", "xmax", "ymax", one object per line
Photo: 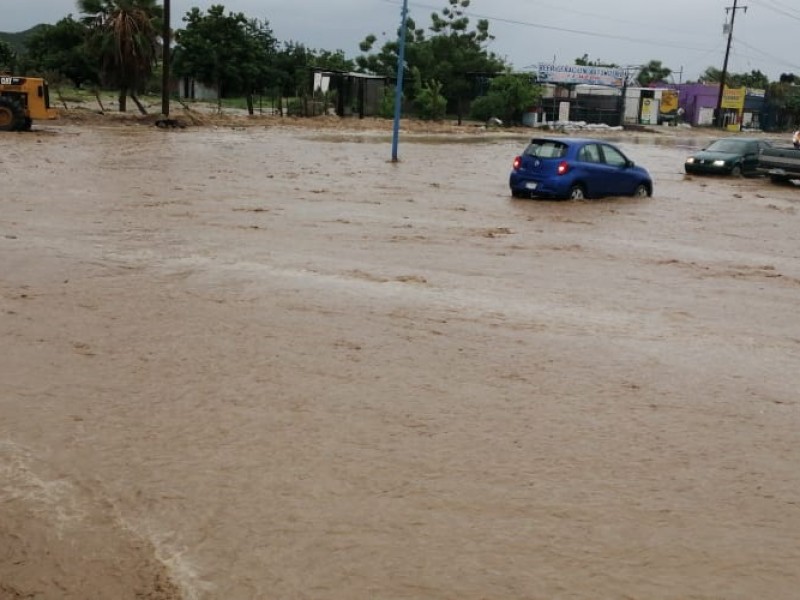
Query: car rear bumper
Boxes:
[{"xmin": 509, "ymin": 174, "xmax": 569, "ymax": 198}]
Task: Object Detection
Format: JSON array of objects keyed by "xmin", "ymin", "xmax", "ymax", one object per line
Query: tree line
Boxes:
[
  {"xmin": 1, "ymin": 0, "xmax": 798, "ymax": 126},
  {"xmin": 1, "ymin": 1, "xmax": 355, "ymax": 115}
]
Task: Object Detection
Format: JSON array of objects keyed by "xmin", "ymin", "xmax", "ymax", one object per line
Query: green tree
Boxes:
[
  {"xmin": 78, "ymin": 0, "xmax": 162, "ymax": 112},
  {"xmin": 766, "ymin": 81, "xmax": 800, "ymax": 129},
  {"xmin": 698, "ymin": 66, "xmax": 722, "ymax": 83},
  {"xmin": 574, "ymin": 54, "xmax": 618, "ymax": 68},
  {"xmin": 0, "ymin": 40, "xmax": 16, "ymax": 72},
  {"xmin": 275, "ymin": 41, "xmax": 315, "ymax": 115},
  {"xmin": 313, "ymin": 49, "xmax": 354, "ymax": 73},
  {"xmin": 696, "ymin": 67, "xmax": 770, "ymax": 89},
  {"xmin": 636, "ymin": 60, "xmax": 671, "ymax": 86},
  {"xmin": 272, "ymin": 41, "xmax": 313, "ymax": 99},
  {"xmin": 243, "ymin": 17, "xmax": 279, "ymax": 99},
  {"xmin": 413, "ymin": 74, "xmax": 446, "ymax": 120},
  {"xmin": 424, "ymin": 0, "xmax": 505, "ymax": 123},
  {"xmin": 377, "ymin": 84, "xmax": 399, "ymax": 119},
  {"xmin": 358, "ymin": 0, "xmax": 505, "ymax": 124},
  {"xmin": 469, "ymin": 73, "xmax": 541, "ymax": 125},
  {"xmin": 173, "ymin": 6, "xmax": 277, "ymax": 111},
  {"xmin": 25, "ymin": 16, "xmax": 98, "ymax": 87},
  {"xmin": 356, "ymin": 18, "xmax": 426, "ymax": 77},
  {"xmin": 737, "ymin": 69, "xmax": 770, "ymax": 89}
]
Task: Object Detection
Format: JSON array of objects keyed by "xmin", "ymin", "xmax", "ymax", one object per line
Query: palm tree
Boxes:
[
  {"xmin": 78, "ymin": 0, "xmax": 162, "ymax": 112},
  {"xmin": 699, "ymin": 67, "xmax": 723, "ymax": 84},
  {"xmin": 636, "ymin": 60, "xmax": 672, "ymax": 87}
]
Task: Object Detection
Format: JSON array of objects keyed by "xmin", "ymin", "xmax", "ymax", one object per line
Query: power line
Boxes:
[
  {"xmin": 381, "ymin": 0, "xmax": 793, "ymax": 80},
  {"xmin": 759, "ymin": 0, "xmax": 800, "ymax": 13},
  {"xmin": 748, "ymin": 0, "xmax": 800, "ymax": 21},
  {"xmin": 502, "ymin": 0, "xmax": 712, "ymax": 38},
  {"xmin": 381, "ymin": 0, "xmax": 714, "ymax": 52},
  {"xmin": 717, "ymin": 1, "xmax": 800, "ymax": 77},
  {"xmin": 716, "ymin": 0, "xmax": 747, "ymax": 127},
  {"xmin": 688, "ymin": 39, "xmax": 728, "ymax": 77},
  {"xmin": 734, "ymin": 37, "xmax": 800, "ymax": 72}
]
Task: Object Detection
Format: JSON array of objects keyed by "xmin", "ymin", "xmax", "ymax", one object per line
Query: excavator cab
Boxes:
[{"xmin": 0, "ymin": 76, "xmax": 58, "ymax": 131}]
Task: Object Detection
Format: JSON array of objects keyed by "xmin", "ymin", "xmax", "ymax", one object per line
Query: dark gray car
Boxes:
[{"xmin": 684, "ymin": 138, "xmax": 772, "ymax": 177}]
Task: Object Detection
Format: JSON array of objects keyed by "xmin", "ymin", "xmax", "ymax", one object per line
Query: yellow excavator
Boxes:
[{"xmin": 0, "ymin": 75, "xmax": 58, "ymax": 131}]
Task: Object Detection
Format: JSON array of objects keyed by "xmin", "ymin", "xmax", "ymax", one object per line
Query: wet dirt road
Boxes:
[{"xmin": 1, "ymin": 121, "xmax": 799, "ymax": 599}]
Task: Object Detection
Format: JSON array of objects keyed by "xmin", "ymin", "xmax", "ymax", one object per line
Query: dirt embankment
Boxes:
[{"xmin": 53, "ymin": 101, "xmax": 743, "ymax": 140}]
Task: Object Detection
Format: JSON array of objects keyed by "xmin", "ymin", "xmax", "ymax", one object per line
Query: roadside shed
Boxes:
[{"xmin": 312, "ymin": 70, "xmax": 390, "ymax": 118}]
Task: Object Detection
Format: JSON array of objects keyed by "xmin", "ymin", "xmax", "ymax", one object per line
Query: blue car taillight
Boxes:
[{"xmin": 557, "ymin": 160, "xmax": 569, "ymax": 175}]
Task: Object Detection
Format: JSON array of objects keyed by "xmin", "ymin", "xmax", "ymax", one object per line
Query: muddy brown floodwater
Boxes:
[{"xmin": 1, "ymin": 117, "xmax": 800, "ymax": 600}]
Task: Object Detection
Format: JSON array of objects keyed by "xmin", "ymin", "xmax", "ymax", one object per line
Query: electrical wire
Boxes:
[
  {"xmin": 380, "ymin": 0, "xmax": 714, "ymax": 51},
  {"xmin": 380, "ymin": 0, "xmax": 794, "ymax": 80},
  {"xmin": 491, "ymin": 0, "xmax": 711, "ymax": 37},
  {"xmin": 734, "ymin": 37, "xmax": 800, "ymax": 72},
  {"xmin": 747, "ymin": 0, "xmax": 800, "ymax": 22}
]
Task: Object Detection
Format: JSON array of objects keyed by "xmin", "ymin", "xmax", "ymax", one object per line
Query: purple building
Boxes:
[{"xmin": 675, "ymin": 83, "xmax": 765, "ymax": 130}]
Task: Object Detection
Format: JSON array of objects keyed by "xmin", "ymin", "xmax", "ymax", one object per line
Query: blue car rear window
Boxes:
[{"xmin": 524, "ymin": 140, "xmax": 567, "ymax": 158}]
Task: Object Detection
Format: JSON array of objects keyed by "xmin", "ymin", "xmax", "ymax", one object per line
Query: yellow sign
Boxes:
[
  {"xmin": 721, "ymin": 86, "xmax": 745, "ymax": 110},
  {"xmin": 660, "ymin": 90, "xmax": 678, "ymax": 115},
  {"xmin": 640, "ymin": 98, "xmax": 653, "ymax": 123}
]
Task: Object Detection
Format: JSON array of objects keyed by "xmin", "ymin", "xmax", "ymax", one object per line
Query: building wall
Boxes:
[
  {"xmin": 536, "ymin": 85, "xmax": 678, "ymax": 127},
  {"xmin": 674, "ymin": 84, "xmax": 719, "ymax": 126},
  {"xmin": 675, "ymin": 83, "xmax": 765, "ymax": 129},
  {"xmin": 180, "ymin": 77, "xmax": 217, "ymax": 101}
]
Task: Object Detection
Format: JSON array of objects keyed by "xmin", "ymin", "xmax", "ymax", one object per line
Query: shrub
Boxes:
[{"xmin": 414, "ymin": 80, "xmax": 446, "ymax": 121}]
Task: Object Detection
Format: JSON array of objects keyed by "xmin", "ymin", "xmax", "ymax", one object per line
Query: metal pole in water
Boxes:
[{"xmin": 391, "ymin": 0, "xmax": 409, "ymax": 162}]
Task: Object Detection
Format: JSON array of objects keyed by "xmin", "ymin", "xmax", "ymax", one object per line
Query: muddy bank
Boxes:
[{"xmin": 52, "ymin": 102, "xmax": 739, "ymax": 139}]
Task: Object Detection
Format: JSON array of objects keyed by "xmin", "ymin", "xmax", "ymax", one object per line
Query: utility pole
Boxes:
[
  {"xmin": 715, "ymin": 0, "xmax": 746, "ymax": 128},
  {"xmin": 617, "ymin": 65, "xmax": 637, "ymax": 127},
  {"xmin": 391, "ymin": 0, "xmax": 409, "ymax": 162},
  {"xmin": 161, "ymin": 0, "xmax": 171, "ymax": 117}
]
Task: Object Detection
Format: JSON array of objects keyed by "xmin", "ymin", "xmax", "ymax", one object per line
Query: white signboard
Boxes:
[{"xmin": 538, "ymin": 63, "xmax": 626, "ymax": 88}]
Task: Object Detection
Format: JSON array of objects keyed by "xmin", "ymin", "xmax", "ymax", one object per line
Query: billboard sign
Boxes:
[
  {"xmin": 537, "ymin": 63, "xmax": 626, "ymax": 88},
  {"xmin": 659, "ymin": 90, "xmax": 679, "ymax": 116},
  {"xmin": 721, "ymin": 86, "xmax": 745, "ymax": 110}
]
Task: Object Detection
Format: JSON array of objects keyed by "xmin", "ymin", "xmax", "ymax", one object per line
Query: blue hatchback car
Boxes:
[{"xmin": 509, "ymin": 137, "xmax": 653, "ymax": 200}]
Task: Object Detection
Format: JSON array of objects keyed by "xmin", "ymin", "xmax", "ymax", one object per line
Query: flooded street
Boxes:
[{"xmin": 2, "ymin": 120, "xmax": 799, "ymax": 599}]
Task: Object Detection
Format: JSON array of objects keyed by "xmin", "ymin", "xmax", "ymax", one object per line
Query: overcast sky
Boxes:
[{"xmin": 2, "ymin": 0, "xmax": 799, "ymax": 82}]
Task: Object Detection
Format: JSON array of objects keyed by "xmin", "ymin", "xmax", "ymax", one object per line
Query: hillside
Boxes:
[{"xmin": 0, "ymin": 25, "xmax": 47, "ymax": 54}]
